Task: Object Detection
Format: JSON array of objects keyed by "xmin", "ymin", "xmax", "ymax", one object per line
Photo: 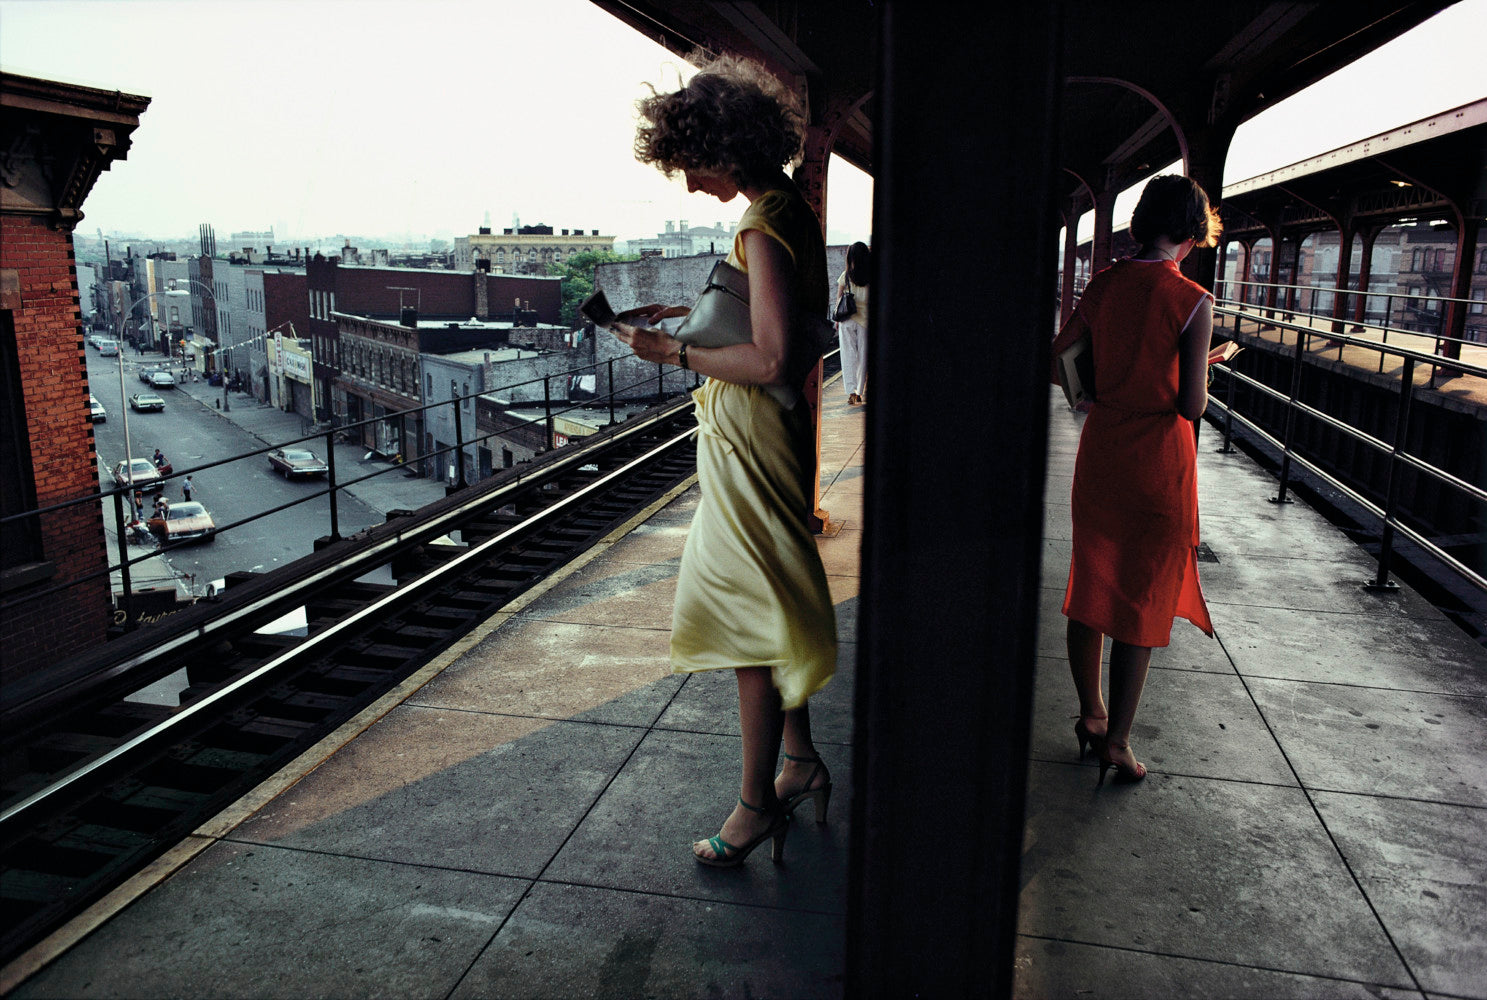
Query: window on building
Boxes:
[
  {"xmin": 0, "ymin": 309, "xmax": 43, "ymax": 567},
  {"xmin": 463, "ymin": 383, "xmax": 470, "ymax": 411},
  {"xmin": 427, "ymin": 374, "xmax": 433, "ymax": 399}
]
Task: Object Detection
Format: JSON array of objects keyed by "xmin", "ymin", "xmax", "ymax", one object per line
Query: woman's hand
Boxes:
[
  {"xmin": 616, "ymin": 304, "xmax": 690, "ymax": 325},
  {"xmin": 613, "ymin": 322, "xmax": 682, "ymax": 365}
]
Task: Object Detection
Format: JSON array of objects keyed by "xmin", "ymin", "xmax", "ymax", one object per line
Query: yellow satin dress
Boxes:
[{"xmin": 669, "ymin": 189, "xmax": 837, "ymax": 709}]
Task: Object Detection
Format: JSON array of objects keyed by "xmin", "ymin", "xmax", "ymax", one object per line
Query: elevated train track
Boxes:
[{"xmin": 0, "ymin": 396, "xmax": 704, "ymax": 963}]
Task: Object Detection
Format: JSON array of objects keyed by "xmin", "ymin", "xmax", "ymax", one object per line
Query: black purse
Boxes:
[{"xmin": 833, "ymin": 282, "xmax": 856, "ymax": 322}]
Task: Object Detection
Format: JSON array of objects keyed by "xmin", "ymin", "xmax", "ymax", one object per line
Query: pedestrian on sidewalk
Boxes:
[
  {"xmin": 182, "ymin": 475, "xmax": 194, "ymax": 502},
  {"xmin": 133, "ymin": 491, "xmax": 145, "ymax": 522}
]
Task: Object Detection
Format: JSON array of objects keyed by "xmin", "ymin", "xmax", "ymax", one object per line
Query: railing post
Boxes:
[
  {"xmin": 1271, "ymin": 328, "xmax": 1307, "ymax": 505},
  {"xmin": 325, "ymin": 429, "xmax": 341, "ymax": 541},
  {"xmin": 543, "ymin": 376, "xmax": 554, "ymax": 449},
  {"xmin": 1369, "ymin": 356, "xmax": 1416, "ymax": 591},
  {"xmin": 1218, "ymin": 362, "xmax": 1237, "ymax": 454},
  {"xmin": 113, "ymin": 490, "xmax": 134, "ymax": 630},
  {"xmin": 608, "ymin": 358, "xmax": 616, "ymax": 426},
  {"xmin": 453, "ymin": 396, "xmax": 468, "ymax": 488}
]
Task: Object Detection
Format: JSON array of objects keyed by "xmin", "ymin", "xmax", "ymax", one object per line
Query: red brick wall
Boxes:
[
  {"xmin": 0, "ymin": 217, "xmax": 112, "ymax": 682},
  {"xmin": 327, "ymin": 266, "xmax": 562, "ymax": 325}
]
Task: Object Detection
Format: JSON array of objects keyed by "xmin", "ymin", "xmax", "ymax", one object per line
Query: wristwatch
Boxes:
[{"xmin": 677, "ymin": 342, "xmax": 689, "ymax": 370}]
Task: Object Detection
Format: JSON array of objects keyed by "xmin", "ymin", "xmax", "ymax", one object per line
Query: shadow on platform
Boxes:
[{"xmin": 7, "ymin": 387, "xmax": 1483, "ymax": 999}]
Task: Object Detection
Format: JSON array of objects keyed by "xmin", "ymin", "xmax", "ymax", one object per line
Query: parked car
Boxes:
[
  {"xmin": 96, "ymin": 339, "xmax": 120, "ymax": 356},
  {"xmin": 129, "ymin": 392, "xmax": 166, "ymax": 412},
  {"xmin": 149, "ymin": 370, "xmax": 176, "ymax": 389},
  {"xmin": 89, "ymin": 395, "xmax": 106, "ymax": 422},
  {"xmin": 147, "ymin": 500, "xmax": 216, "ymax": 544},
  {"xmin": 268, "ymin": 447, "xmax": 330, "ymax": 479},
  {"xmin": 112, "ymin": 458, "xmax": 164, "ymax": 491}
]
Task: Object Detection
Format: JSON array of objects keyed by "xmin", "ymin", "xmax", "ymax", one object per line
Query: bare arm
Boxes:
[
  {"xmin": 613, "ymin": 229, "xmax": 794, "ymax": 386},
  {"xmin": 1050, "ymin": 306, "xmax": 1092, "ymax": 385},
  {"xmin": 1177, "ymin": 296, "xmax": 1213, "ymax": 420}
]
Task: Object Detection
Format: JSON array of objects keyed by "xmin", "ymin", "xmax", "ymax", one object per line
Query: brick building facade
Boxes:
[{"xmin": 0, "ymin": 73, "xmax": 149, "ymax": 685}]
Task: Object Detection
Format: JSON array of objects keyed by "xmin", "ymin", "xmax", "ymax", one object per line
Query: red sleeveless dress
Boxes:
[{"xmin": 1053, "ymin": 258, "xmax": 1215, "ymax": 647}]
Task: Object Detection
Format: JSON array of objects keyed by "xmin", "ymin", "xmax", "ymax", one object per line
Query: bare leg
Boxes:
[
  {"xmin": 1105, "ymin": 639, "xmax": 1152, "ymax": 777},
  {"xmin": 1067, "ymin": 618, "xmax": 1108, "ymax": 738},
  {"xmin": 776, "ymin": 703, "xmax": 829, "ymax": 801},
  {"xmin": 694, "ymin": 667, "xmax": 783, "ymax": 860}
]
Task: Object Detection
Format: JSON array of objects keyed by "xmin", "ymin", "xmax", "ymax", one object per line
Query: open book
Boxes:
[{"xmin": 1208, "ymin": 340, "xmax": 1242, "ymax": 365}]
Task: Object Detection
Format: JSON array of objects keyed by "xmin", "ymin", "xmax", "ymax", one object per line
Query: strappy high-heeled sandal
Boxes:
[
  {"xmin": 694, "ymin": 797, "xmax": 789, "ymax": 868},
  {"xmin": 778, "ymin": 751, "xmax": 833, "ymax": 825},
  {"xmin": 1098, "ymin": 740, "xmax": 1147, "ymax": 785}
]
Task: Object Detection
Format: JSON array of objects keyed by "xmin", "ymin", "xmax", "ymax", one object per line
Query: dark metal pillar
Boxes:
[
  {"xmin": 1090, "ymin": 183, "xmax": 1118, "ymax": 272},
  {"xmin": 847, "ymin": 3, "xmax": 1059, "ymax": 996},
  {"xmin": 1441, "ymin": 215, "xmax": 1481, "ymax": 362},
  {"xmin": 1352, "ymin": 226, "xmax": 1382, "ymax": 329}
]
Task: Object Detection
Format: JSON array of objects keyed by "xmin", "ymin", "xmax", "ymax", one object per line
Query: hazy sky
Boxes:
[
  {"xmin": 2, "ymin": 1, "xmax": 1483, "ymax": 248},
  {"xmin": 0, "ymin": 0, "xmax": 875, "ymax": 246}
]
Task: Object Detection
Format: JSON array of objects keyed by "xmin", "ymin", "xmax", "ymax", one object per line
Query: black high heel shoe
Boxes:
[
  {"xmin": 1073, "ymin": 717, "xmax": 1107, "ymax": 759},
  {"xmin": 778, "ymin": 751, "xmax": 833, "ymax": 825},
  {"xmin": 1098, "ymin": 741, "xmax": 1147, "ymax": 785}
]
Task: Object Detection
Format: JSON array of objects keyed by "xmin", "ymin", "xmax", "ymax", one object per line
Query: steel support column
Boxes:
[
  {"xmin": 847, "ymin": 3, "xmax": 1058, "ymax": 995},
  {"xmin": 796, "ymin": 97, "xmax": 852, "ymax": 533}
]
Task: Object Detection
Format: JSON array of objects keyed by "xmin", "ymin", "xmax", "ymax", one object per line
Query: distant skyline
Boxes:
[
  {"xmin": 0, "ymin": 0, "xmax": 875, "ymax": 247},
  {"xmin": 2, "ymin": 1, "xmax": 1483, "ymax": 250}
]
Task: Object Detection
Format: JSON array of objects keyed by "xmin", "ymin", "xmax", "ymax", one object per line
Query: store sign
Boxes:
[{"xmin": 281, "ymin": 348, "xmax": 312, "ymax": 382}]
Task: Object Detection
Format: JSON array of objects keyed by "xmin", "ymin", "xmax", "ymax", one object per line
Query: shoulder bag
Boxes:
[{"xmin": 674, "ymin": 259, "xmax": 834, "ymax": 408}]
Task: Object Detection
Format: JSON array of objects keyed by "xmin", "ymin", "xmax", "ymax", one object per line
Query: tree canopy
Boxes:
[{"xmin": 548, "ymin": 250, "xmax": 637, "ymax": 328}]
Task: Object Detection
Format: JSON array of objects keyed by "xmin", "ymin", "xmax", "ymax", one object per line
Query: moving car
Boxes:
[
  {"xmin": 148, "ymin": 370, "xmax": 176, "ymax": 389},
  {"xmin": 96, "ymin": 339, "xmax": 120, "ymax": 356},
  {"xmin": 147, "ymin": 501, "xmax": 216, "ymax": 544},
  {"xmin": 268, "ymin": 447, "xmax": 330, "ymax": 479},
  {"xmin": 112, "ymin": 458, "xmax": 164, "ymax": 491},
  {"xmin": 139, "ymin": 368, "xmax": 156, "ymax": 383},
  {"xmin": 129, "ymin": 393, "xmax": 166, "ymax": 412},
  {"xmin": 89, "ymin": 395, "xmax": 106, "ymax": 422}
]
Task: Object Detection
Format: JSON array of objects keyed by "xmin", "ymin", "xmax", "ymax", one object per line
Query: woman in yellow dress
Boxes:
[{"xmin": 614, "ymin": 56, "xmax": 838, "ymax": 867}]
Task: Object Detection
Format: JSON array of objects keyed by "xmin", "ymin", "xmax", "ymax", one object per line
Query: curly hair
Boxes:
[
  {"xmin": 634, "ymin": 54, "xmax": 806, "ymax": 189},
  {"xmin": 1130, "ymin": 174, "xmax": 1223, "ymax": 249}
]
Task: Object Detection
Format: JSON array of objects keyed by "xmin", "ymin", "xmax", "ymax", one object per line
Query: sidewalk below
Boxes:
[{"xmin": 8, "ymin": 386, "xmax": 1483, "ymax": 998}]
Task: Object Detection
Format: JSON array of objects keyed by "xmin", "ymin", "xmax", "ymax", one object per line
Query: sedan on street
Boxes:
[
  {"xmin": 130, "ymin": 393, "xmax": 166, "ymax": 412},
  {"xmin": 112, "ymin": 458, "xmax": 164, "ymax": 492},
  {"xmin": 147, "ymin": 501, "xmax": 216, "ymax": 544},
  {"xmin": 149, "ymin": 370, "xmax": 177, "ymax": 389},
  {"xmin": 89, "ymin": 395, "xmax": 106, "ymax": 422},
  {"xmin": 268, "ymin": 447, "xmax": 330, "ymax": 479}
]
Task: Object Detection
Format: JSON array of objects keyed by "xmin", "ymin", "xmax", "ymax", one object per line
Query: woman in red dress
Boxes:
[{"xmin": 1051, "ymin": 175, "xmax": 1222, "ymax": 784}]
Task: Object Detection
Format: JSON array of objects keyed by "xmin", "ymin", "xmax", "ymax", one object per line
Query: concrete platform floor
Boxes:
[{"xmin": 6, "ymin": 385, "xmax": 1484, "ymax": 999}]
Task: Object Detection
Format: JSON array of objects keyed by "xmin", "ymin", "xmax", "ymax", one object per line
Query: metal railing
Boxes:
[
  {"xmin": 1, "ymin": 354, "xmax": 704, "ymax": 627},
  {"xmin": 1206, "ymin": 301, "xmax": 1487, "ymax": 595},
  {"xmin": 1216, "ymin": 278, "xmax": 1485, "ymax": 376},
  {"xmin": 4, "ymin": 347, "xmax": 843, "ymax": 628}
]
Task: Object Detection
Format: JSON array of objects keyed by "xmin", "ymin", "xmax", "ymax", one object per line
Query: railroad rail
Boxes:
[{"xmin": 0, "ymin": 397, "xmax": 700, "ymax": 963}]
